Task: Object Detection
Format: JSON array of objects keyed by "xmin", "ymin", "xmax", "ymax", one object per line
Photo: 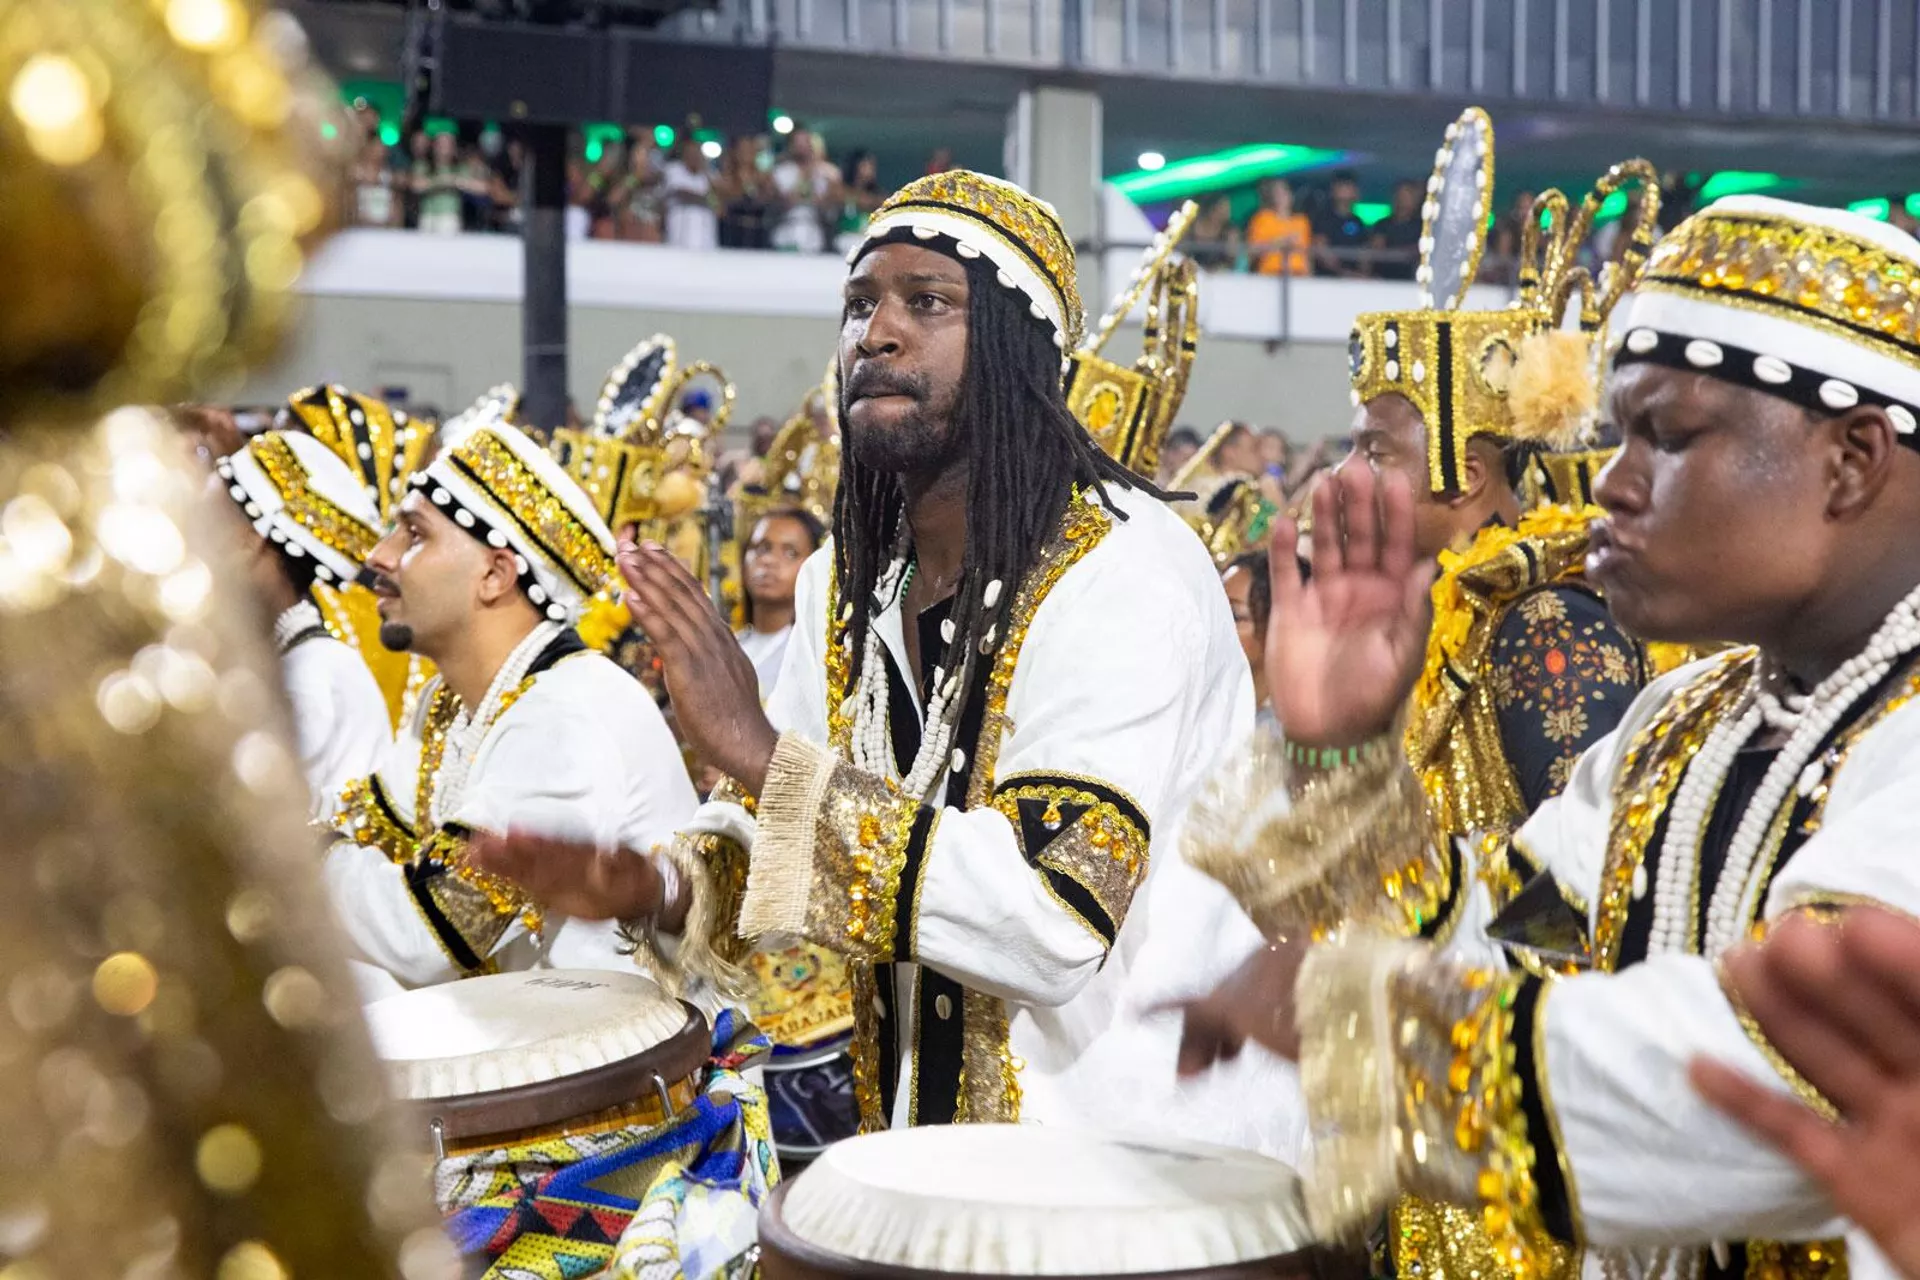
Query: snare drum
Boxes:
[
  {"xmin": 759, "ymin": 1125, "xmax": 1340, "ymax": 1279},
  {"xmin": 367, "ymin": 969, "xmax": 778, "ymax": 1280}
]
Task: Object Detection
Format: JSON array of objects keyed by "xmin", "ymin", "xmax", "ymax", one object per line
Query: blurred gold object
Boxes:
[
  {"xmin": 1066, "ymin": 201, "xmax": 1202, "ymax": 481},
  {"xmin": 283, "ymin": 384, "xmax": 440, "ymax": 728},
  {"xmin": 1166, "ymin": 423, "xmax": 1273, "ymax": 568},
  {"xmin": 0, "ymin": 2, "xmax": 436, "ymax": 1277},
  {"xmin": 728, "ymin": 360, "xmax": 841, "ymax": 626}
]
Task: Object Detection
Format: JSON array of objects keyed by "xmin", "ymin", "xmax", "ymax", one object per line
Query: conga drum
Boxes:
[
  {"xmin": 366, "ymin": 969, "xmax": 774, "ymax": 1279},
  {"xmin": 758, "ymin": 1126, "xmax": 1343, "ymax": 1280}
]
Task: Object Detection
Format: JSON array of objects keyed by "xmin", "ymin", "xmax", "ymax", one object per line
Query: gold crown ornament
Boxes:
[
  {"xmin": 1067, "ymin": 201, "xmax": 1202, "ymax": 480},
  {"xmin": 284, "ymin": 384, "xmax": 438, "ymax": 522},
  {"xmin": 549, "ymin": 334, "xmax": 736, "ymax": 533},
  {"xmin": 1349, "ymin": 107, "xmax": 1661, "ymax": 492},
  {"xmin": 740, "ymin": 355, "xmax": 842, "ymax": 532}
]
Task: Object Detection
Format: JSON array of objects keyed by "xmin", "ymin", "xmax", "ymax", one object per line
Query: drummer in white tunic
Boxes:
[
  {"xmin": 326, "ymin": 397, "xmax": 697, "ymax": 992},
  {"xmin": 214, "ymin": 430, "xmax": 392, "ymax": 822},
  {"xmin": 475, "ymin": 171, "xmax": 1308, "ymax": 1160}
]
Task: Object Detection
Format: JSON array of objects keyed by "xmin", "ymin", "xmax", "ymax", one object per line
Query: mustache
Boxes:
[
  {"xmin": 844, "ymin": 366, "xmax": 929, "ymax": 402},
  {"xmin": 367, "ymin": 570, "xmax": 401, "ymax": 597}
]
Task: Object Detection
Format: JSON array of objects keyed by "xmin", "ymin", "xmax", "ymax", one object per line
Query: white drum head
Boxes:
[
  {"xmin": 778, "ymin": 1125, "xmax": 1313, "ymax": 1275},
  {"xmin": 365, "ymin": 969, "xmax": 689, "ymax": 1100}
]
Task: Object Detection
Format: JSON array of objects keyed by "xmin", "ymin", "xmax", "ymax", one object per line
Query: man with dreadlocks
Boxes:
[{"xmin": 473, "ymin": 170, "xmax": 1305, "ymax": 1155}]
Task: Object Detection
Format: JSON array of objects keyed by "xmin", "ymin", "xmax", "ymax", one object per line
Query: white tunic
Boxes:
[
  {"xmin": 325, "ymin": 644, "xmax": 698, "ymax": 992},
  {"xmin": 692, "ymin": 485, "xmax": 1310, "ymax": 1162},
  {"xmin": 278, "ymin": 605, "xmax": 391, "ymax": 823}
]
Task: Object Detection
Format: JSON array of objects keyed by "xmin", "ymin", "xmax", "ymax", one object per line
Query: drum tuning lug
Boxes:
[
  {"xmin": 650, "ymin": 1070, "xmax": 675, "ymax": 1118},
  {"xmin": 428, "ymin": 1116, "xmax": 446, "ymax": 1163}
]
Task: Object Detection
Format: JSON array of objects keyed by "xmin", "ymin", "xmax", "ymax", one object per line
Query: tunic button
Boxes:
[{"xmin": 935, "ymin": 994, "xmax": 953, "ymax": 1020}]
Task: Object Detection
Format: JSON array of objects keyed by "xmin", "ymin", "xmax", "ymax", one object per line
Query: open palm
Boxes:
[{"xmin": 1265, "ymin": 464, "xmax": 1433, "ymax": 748}]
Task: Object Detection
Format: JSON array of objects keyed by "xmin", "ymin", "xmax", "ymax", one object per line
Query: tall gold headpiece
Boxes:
[
  {"xmin": 1348, "ymin": 108, "xmax": 1660, "ymax": 492},
  {"xmin": 1067, "ymin": 201, "xmax": 1202, "ymax": 480},
  {"xmin": 284, "ymin": 384, "xmax": 436, "ymax": 522},
  {"xmin": 549, "ymin": 334, "xmax": 735, "ymax": 531}
]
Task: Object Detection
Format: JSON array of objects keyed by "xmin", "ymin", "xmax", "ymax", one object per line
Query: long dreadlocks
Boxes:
[{"xmin": 833, "ymin": 233, "xmax": 1172, "ymax": 744}]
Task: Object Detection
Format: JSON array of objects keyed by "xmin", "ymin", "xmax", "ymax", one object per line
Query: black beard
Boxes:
[{"xmin": 377, "ymin": 621, "xmax": 415, "ymax": 652}]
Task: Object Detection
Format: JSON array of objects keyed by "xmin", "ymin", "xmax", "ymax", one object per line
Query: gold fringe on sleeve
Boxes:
[
  {"xmin": 627, "ymin": 831, "xmax": 753, "ymax": 1002},
  {"xmin": 1183, "ymin": 729, "xmax": 1447, "ymax": 942},
  {"xmin": 1298, "ymin": 940, "xmax": 1556, "ymax": 1279}
]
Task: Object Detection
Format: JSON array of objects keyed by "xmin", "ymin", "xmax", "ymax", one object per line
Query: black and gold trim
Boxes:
[
  {"xmin": 405, "ymin": 825, "xmax": 514, "ymax": 976},
  {"xmin": 990, "ymin": 773, "xmax": 1150, "ymax": 949},
  {"xmin": 333, "ymin": 773, "xmax": 417, "ymax": 864}
]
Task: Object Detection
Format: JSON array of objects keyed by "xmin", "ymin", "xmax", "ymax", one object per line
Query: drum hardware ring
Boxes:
[
  {"xmin": 649, "ymin": 1070, "xmax": 675, "ymax": 1118},
  {"xmin": 428, "ymin": 1116, "xmax": 446, "ymax": 1163}
]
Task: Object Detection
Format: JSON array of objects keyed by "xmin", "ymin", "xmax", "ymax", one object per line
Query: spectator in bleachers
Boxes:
[
  {"xmin": 487, "ymin": 133, "xmax": 525, "ymax": 234},
  {"xmin": 1482, "ymin": 188, "xmax": 1536, "ymax": 286},
  {"xmin": 1188, "ymin": 195, "xmax": 1240, "ymax": 272},
  {"xmin": 1311, "ymin": 170, "xmax": 1371, "ymax": 278},
  {"xmin": 771, "ymin": 130, "xmax": 841, "ymax": 253},
  {"xmin": 401, "ymin": 129, "xmax": 430, "ymax": 228},
  {"xmin": 414, "ymin": 132, "xmax": 481, "ymax": 235},
  {"xmin": 1371, "ymin": 178, "xmax": 1422, "ymax": 281},
  {"xmin": 565, "ymin": 152, "xmax": 595, "ymax": 241},
  {"xmin": 835, "ymin": 149, "xmax": 887, "ymax": 252},
  {"xmin": 612, "ymin": 138, "xmax": 664, "ymax": 242},
  {"xmin": 1246, "ymin": 177, "xmax": 1311, "ymax": 277},
  {"xmin": 662, "ymin": 135, "xmax": 719, "ymax": 250},
  {"xmin": 717, "ymin": 135, "xmax": 776, "ymax": 249},
  {"xmin": 352, "ymin": 131, "xmax": 401, "ymax": 228}
]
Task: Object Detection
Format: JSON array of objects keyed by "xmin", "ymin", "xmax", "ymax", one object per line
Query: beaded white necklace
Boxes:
[
  {"xmin": 848, "ymin": 551, "xmax": 998, "ymax": 803},
  {"xmin": 273, "ymin": 600, "xmax": 325, "ymax": 654},
  {"xmin": 431, "ymin": 619, "xmax": 565, "ymax": 825},
  {"xmin": 1647, "ymin": 581, "xmax": 1920, "ymax": 958}
]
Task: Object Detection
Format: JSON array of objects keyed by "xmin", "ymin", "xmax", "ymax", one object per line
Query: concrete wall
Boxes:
[{"xmin": 234, "ymin": 292, "xmax": 1359, "ymax": 443}]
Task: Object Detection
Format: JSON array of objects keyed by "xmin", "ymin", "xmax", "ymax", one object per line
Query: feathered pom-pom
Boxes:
[
  {"xmin": 1508, "ymin": 329, "xmax": 1598, "ymax": 449},
  {"xmin": 575, "ymin": 591, "xmax": 632, "ymax": 653}
]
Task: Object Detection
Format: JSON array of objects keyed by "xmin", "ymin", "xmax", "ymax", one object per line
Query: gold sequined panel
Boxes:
[
  {"xmin": 1408, "ymin": 505, "xmax": 1604, "ymax": 845},
  {"xmin": 1183, "ymin": 732, "xmax": 1447, "ymax": 944},
  {"xmin": 710, "ymin": 772, "xmax": 759, "ymax": 814},
  {"xmin": 685, "ymin": 829, "xmax": 752, "ymax": 969},
  {"xmin": 1640, "ymin": 208, "xmax": 1920, "ymax": 367},
  {"xmin": 870, "ymin": 170, "xmax": 1084, "ymax": 346},
  {"xmin": 249, "ymin": 432, "xmax": 382, "ymax": 561},
  {"xmin": 333, "ymin": 774, "xmax": 416, "ymax": 863},
  {"xmin": 445, "ymin": 427, "xmax": 620, "ymax": 598},
  {"xmin": 990, "ymin": 776, "xmax": 1150, "ymax": 946},
  {"xmin": 807, "ymin": 756, "xmax": 922, "ymax": 963},
  {"xmin": 1592, "ymin": 650, "xmax": 1755, "ymax": 972},
  {"xmin": 957, "ymin": 986, "xmax": 1022, "ymax": 1123},
  {"xmin": 1746, "ymin": 1239, "xmax": 1849, "ymax": 1280},
  {"xmin": 414, "ymin": 826, "xmax": 531, "ymax": 972},
  {"xmin": 1298, "ymin": 942, "xmax": 1560, "ymax": 1280},
  {"xmin": 287, "ymin": 384, "xmax": 434, "ymax": 523},
  {"xmin": 847, "ymin": 961, "xmax": 887, "ymax": 1131}
]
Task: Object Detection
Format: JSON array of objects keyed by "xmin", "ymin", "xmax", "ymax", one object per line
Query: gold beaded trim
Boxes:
[
  {"xmin": 249, "ymin": 433, "xmax": 381, "ymax": 564},
  {"xmin": 990, "ymin": 778, "xmax": 1150, "ymax": 945},
  {"xmin": 1591, "ymin": 650, "xmax": 1756, "ymax": 972},
  {"xmin": 1639, "ymin": 208, "xmax": 1920, "ymax": 368},
  {"xmin": 443, "ymin": 429, "xmax": 619, "ymax": 598},
  {"xmin": 333, "ymin": 775, "xmax": 416, "ymax": 864}
]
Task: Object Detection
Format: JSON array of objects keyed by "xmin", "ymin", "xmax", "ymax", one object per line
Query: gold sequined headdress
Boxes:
[
  {"xmin": 417, "ymin": 389, "xmax": 620, "ymax": 621},
  {"xmin": 1349, "ymin": 108, "xmax": 1659, "ymax": 492},
  {"xmin": 216, "ymin": 428, "xmax": 383, "ymax": 584},
  {"xmin": 855, "ymin": 169, "xmax": 1085, "ymax": 351},
  {"xmin": 1611, "ymin": 196, "xmax": 1920, "ymax": 441},
  {"xmin": 284, "ymin": 384, "xmax": 436, "ymax": 522},
  {"xmin": 1067, "ymin": 201, "xmax": 1202, "ymax": 479},
  {"xmin": 549, "ymin": 334, "xmax": 735, "ymax": 531}
]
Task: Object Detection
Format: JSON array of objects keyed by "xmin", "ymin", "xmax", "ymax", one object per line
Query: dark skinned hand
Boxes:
[
  {"xmin": 465, "ymin": 829, "xmax": 685, "ymax": 930},
  {"xmin": 1167, "ymin": 939, "xmax": 1309, "ymax": 1077},
  {"xmin": 618, "ymin": 539, "xmax": 779, "ymax": 795},
  {"xmin": 1266, "ymin": 463, "xmax": 1434, "ymax": 749},
  {"xmin": 1690, "ymin": 907, "xmax": 1920, "ymax": 1277}
]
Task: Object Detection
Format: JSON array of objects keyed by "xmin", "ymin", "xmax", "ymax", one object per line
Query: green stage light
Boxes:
[
  {"xmin": 655, "ymin": 124, "xmax": 676, "ymax": 148},
  {"xmin": 1353, "ymin": 202, "xmax": 1390, "ymax": 227},
  {"xmin": 1111, "ymin": 143, "xmax": 1347, "ymax": 202},
  {"xmin": 378, "ymin": 123, "xmax": 400, "ymax": 147},
  {"xmin": 1850, "ymin": 197, "xmax": 1893, "ymax": 221},
  {"xmin": 1698, "ymin": 170, "xmax": 1788, "ymax": 201}
]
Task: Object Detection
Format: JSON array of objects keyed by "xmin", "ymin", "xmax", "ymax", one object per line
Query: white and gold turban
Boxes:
[{"xmin": 216, "ymin": 429, "xmax": 383, "ymax": 586}]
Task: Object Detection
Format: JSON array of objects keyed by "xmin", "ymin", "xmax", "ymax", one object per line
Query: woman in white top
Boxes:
[
  {"xmin": 736, "ymin": 507, "xmax": 824, "ymax": 699},
  {"xmin": 662, "ymin": 137, "xmax": 719, "ymax": 251}
]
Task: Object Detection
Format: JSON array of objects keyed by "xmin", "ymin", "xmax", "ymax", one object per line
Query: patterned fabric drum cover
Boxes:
[{"xmin": 366, "ymin": 970, "xmax": 779, "ymax": 1280}]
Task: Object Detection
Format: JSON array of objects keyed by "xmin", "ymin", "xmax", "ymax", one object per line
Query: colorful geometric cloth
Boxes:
[{"xmin": 434, "ymin": 1011, "xmax": 779, "ymax": 1280}]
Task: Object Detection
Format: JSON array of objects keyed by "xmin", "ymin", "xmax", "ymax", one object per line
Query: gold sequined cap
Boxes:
[
  {"xmin": 857, "ymin": 169, "xmax": 1085, "ymax": 350},
  {"xmin": 1612, "ymin": 196, "xmax": 1920, "ymax": 439},
  {"xmin": 1349, "ymin": 108, "xmax": 1659, "ymax": 491},
  {"xmin": 285, "ymin": 384, "xmax": 437, "ymax": 522},
  {"xmin": 218, "ymin": 429, "xmax": 384, "ymax": 583},
  {"xmin": 421, "ymin": 400, "xmax": 620, "ymax": 621}
]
